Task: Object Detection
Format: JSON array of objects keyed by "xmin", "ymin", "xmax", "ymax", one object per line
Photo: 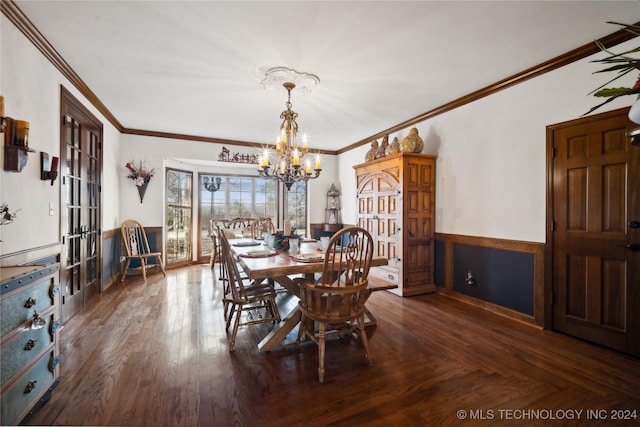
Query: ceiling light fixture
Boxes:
[{"xmin": 258, "ymin": 79, "xmax": 321, "ymax": 189}]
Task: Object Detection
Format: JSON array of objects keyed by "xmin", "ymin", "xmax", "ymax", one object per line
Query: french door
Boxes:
[
  {"xmin": 166, "ymin": 168, "xmax": 192, "ymax": 267},
  {"xmin": 60, "ymin": 87, "xmax": 102, "ymax": 323}
]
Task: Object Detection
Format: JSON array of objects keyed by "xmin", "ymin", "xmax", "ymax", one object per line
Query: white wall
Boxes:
[
  {"xmin": 0, "ymin": 17, "xmax": 121, "ymax": 256},
  {"xmin": 119, "ymin": 133, "xmax": 338, "ymax": 258},
  {"xmin": 338, "ymin": 39, "xmax": 638, "ymax": 244}
]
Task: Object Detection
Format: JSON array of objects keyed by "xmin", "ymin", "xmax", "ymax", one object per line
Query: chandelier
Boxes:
[{"xmin": 257, "ymin": 81, "xmax": 321, "ymax": 190}]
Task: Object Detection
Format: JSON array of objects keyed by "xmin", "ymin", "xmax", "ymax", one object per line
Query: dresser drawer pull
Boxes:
[
  {"xmin": 31, "ymin": 311, "xmax": 47, "ymax": 330},
  {"xmin": 24, "ymin": 380, "xmax": 37, "ymax": 394},
  {"xmin": 24, "ymin": 339, "xmax": 37, "ymax": 351},
  {"xmin": 24, "ymin": 297, "xmax": 37, "ymax": 308}
]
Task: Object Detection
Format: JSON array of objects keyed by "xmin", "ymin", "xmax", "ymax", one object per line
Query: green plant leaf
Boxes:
[{"xmin": 594, "ymin": 87, "xmax": 640, "ymax": 97}]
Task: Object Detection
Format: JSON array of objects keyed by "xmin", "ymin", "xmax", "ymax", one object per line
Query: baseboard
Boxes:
[{"xmin": 436, "ymin": 286, "xmax": 539, "ymax": 327}]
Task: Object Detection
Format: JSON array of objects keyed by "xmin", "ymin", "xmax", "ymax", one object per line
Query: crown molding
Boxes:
[{"xmin": 337, "ymin": 23, "xmax": 640, "ymax": 155}]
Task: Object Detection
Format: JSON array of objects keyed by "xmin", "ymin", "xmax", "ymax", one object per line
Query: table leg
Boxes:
[{"xmin": 257, "ymin": 307, "xmax": 302, "ymax": 352}]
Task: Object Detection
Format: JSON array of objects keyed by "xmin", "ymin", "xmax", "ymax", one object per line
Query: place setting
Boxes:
[
  {"xmin": 232, "ymin": 240, "xmax": 261, "ymax": 247},
  {"xmin": 239, "ymin": 249, "xmax": 279, "ymax": 258}
]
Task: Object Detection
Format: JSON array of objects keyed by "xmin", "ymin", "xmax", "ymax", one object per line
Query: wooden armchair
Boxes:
[
  {"xmin": 218, "ymin": 231, "xmax": 281, "ymax": 351},
  {"xmin": 251, "ymin": 217, "xmax": 275, "ymax": 239},
  {"xmin": 120, "ymin": 219, "xmax": 166, "ymax": 283},
  {"xmin": 294, "ymin": 226, "xmax": 374, "ymax": 382}
]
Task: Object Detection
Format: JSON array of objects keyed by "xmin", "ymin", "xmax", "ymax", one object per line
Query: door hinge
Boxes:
[
  {"xmin": 552, "ymin": 147, "xmax": 557, "ymax": 157},
  {"xmin": 62, "ymin": 235, "xmax": 65, "ymax": 245},
  {"xmin": 550, "ymin": 292, "xmax": 555, "ymax": 305},
  {"xmin": 551, "ymin": 220, "xmax": 556, "ymax": 231}
]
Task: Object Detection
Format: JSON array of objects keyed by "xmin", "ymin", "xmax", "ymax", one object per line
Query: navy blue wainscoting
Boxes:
[
  {"xmin": 452, "ymin": 244, "xmax": 534, "ymax": 316},
  {"xmin": 102, "ymin": 232, "xmax": 122, "ymax": 285},
  {"xmin": 434, "ymin": 239, "xmax": 446, "ymax": 287}
]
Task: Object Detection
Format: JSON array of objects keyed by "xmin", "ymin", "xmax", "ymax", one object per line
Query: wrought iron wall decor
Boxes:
[{"xmin": 218, "ymin": 147, "xmax": 258, "ymax": 164}]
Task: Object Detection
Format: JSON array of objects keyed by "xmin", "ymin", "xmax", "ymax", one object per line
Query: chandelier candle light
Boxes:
[{"xmin": 257, "ymin": 81, "xmax": 321, "ymax": 189}]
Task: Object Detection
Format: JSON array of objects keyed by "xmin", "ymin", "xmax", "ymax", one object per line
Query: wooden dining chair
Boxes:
[
  {"xmin": 209, "ymin": 219, "xmax": 222, "ymax": 270},
  {"xmin": 120, "ymin": 219, "xmax": 166, "ymax": 283},
  {"xmin": 218, "ymin": 231, "xmax": 281, "ymax": 351},
  {"xmin": 250, "ymin": 217, "xmax": 275, "ymax": 239},
  {"xmin": 294, "ymin": 226, "xmax": 375, "ymax": 383}
]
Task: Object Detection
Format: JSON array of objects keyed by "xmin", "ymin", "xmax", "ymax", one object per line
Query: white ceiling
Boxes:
[{"xmin": 11, "ymin": 1, "xmax": 640, "ymax": 152}]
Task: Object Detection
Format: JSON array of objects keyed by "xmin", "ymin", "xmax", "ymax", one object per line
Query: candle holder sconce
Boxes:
[{"xmin": 40, "ymin": 152, "xmax": 59, "ymax": 185}]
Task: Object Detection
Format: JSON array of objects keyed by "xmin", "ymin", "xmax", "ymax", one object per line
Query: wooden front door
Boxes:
[
  {"xmin": 60, "ymin": 87, "xmax": 103, "ymax": 323},
  {"xmin": 549, "ymin": 108, "xmax": 640, "ymax": 356}
]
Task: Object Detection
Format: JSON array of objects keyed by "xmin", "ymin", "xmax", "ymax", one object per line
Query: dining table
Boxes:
[{"xmin": 228, "ymin": 237, "xmax": 392, "ymax": 352}]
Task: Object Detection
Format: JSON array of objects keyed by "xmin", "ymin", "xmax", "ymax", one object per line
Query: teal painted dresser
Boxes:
[{"xmin": 0, "ymin": 264, "xmax": 61, "ymax": 425}]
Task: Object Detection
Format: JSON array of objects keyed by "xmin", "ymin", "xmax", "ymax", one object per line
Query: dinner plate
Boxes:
[
  {"xmin": 292, "ymin": 253, "xmax": 325, "ymax": 263},
  {"xmin": 232, "ymin": 241, "xmax": 260, "ymax": 247},
  {"xmin": 240, "ymin": 250, "xmax": 278, "ymax": 258}
]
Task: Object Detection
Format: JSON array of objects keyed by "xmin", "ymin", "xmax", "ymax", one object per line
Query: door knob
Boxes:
[
  {"xmin": 622, "ymin": 243, "xmax": 640, "ymax": 251},
  {"xmin": 629, "ymin": 220, "xmax": 640, "ymax": 229}
]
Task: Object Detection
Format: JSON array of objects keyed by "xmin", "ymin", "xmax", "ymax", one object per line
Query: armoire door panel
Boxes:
[
  {"xmin": 420, "ymin": 218, "xmax": 433, "ymax": 238},
  {"xmin": 376, "ymin": 241, "xmax": 387, "ymax": 258},
  {"xmin": 378, "ymin": 177, "xmax": 395, "ymax": 191},
  {"xmin": 366, "ymin": 197, "xmax": 374, "ymax": 214},
  {"xmin": 377, "ymin": 219, "xmax": 386, "ymax": 237},
  {"xmin": 406, "ymin": 191, "xmax": 419, "ymax": 213},
  {"xmin": 406, "ymin": 163, "xmax": 420, "ymax": 186},
  {"xmin": 388, "ymin": 219, "xmax": 397, "ymax": 236},
  {"xmin": 420, "ymin": 165, "xmax": 433, "ymax": 187},
  {"xmin": 389, "ymin": 195, "xmax": 398, "ymax": 213},
  {"xmin": 421, "ymin": 194, "xmax": 432, "ymax": 212},
  {"xmin": 377, "ymin": 196, "xmax": 387, "ymax": 214}
]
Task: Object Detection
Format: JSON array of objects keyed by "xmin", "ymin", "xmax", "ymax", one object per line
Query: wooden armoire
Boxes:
[{"xmin": 354, "ymin": 153, "xmax": 436, "ymax": 296}]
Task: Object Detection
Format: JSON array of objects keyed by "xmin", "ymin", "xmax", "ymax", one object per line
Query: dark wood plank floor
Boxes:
[{"xmin": 24, "ymin": 265, "xmax": 640, "ymax": 426}]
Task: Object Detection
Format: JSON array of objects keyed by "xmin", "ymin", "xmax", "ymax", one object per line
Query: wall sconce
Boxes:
[{"xmin": 41, "ymin": 152, "xmax": 59, "ymax": 186}]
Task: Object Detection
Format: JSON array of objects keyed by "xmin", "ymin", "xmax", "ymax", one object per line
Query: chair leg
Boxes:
[
  {"xmin": 120, "ymin": 260, "xmax": 130, "ymax": 282},
  {"xmin": 296, "ymin": 314, "xmax": 308, "ymax": 345},
  {"xmin": 228, "ymin": 304, "xmax": 242, "ymax": 352},
  {"xmin": 268, "ymin": 300, "xmax": 281, "ymax": 323},
  {"xmin": 140, "ymin": 259, "xmax": 147, "ymax": 283},
  {"xmin": 224, "ymin": 302, "xmax": 234, "ymax": 331},
  {"xmin": 357, "ymin": 315, "xmax": 373, "ymax": 366},
  {"xmin": 157, "ymin": 255, "xmax": 166, "ymax": 277},
  {"xmin": 318, "ymin": 322, "xmax": 326, "ymax": 383}
]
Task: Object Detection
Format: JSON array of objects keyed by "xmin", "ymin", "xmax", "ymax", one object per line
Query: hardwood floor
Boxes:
[{"xmin": 24, "ymin": 265, "xmax": 639, "ymax": 426}]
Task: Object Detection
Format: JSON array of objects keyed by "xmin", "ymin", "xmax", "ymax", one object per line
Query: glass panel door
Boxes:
[{"xmin": 166, "ymin": 169, "xmax": 192, "ymax": 266}]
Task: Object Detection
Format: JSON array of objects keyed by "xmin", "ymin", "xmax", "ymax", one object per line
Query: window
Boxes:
[
  {"xmin": 199, "ymin": 174, "xmax": 277, "ymax": 259},
  {"xmin": 198, "ymin": 174, "xmax": 309, "ymax": 260},
  {"xmin": 286, "ymin": 180, "xmax": 307, "ymax": 235}
]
